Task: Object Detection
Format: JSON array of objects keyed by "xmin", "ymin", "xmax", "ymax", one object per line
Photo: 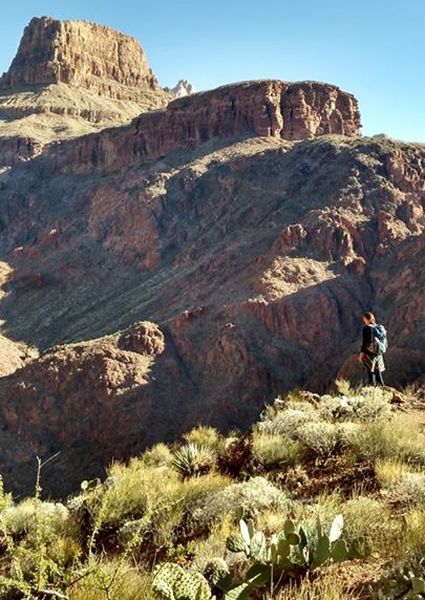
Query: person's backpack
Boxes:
[{"xmin": 368, "ymin": 324, "xmax": 388, "ymax": 354}]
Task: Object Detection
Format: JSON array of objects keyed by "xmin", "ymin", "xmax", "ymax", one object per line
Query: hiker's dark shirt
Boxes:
[{"xmin": 361, "ymin": 325, "xmax": 373, "ymax": 353}]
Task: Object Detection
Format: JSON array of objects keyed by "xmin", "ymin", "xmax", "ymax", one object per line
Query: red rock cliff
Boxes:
[{"xmin": 47, "ymin": 79, "xmax": 361, "ymax": 173}]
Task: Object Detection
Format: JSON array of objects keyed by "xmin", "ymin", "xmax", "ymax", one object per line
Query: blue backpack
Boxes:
[{"xmin": 370, "ymin": 324, "xmax": 388, "ymax": 354}]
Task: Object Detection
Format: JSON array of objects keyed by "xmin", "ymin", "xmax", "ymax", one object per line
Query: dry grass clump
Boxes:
[
  {"xmin": 140, "ymin": 443, "xmax": 173, "ymax": 468},
  {"xmin": 68, "ymin": 558, "xmax": 152, "ymax": 600},
  {"xmin": 183, "ymin": 426, "xmax": 224, "ymax": 453},
  {"xmin": 402, "ymin": 508, "xmax": 425, "ymax": 562},
  {"xmin": 340, "ymin": 496, "xmax": 394, "ymax": 552},
  {"xmin": 252, "ymin": 431, "xmax": 305, "ymax": 468},
  {"xmin": 275, "ymin": 570, "xmax": 359, "ymax": 600},
  {"xmin": 352, "ymin": 414, "xmax": 425, "ymax": 464}
]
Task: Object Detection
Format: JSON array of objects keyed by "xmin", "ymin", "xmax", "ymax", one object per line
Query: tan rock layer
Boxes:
[
  {"xmin": 47, "ymin": 80, "xmax": 361, "ymax": 173},
  {"xmin": 0, "ymin": 16, "xmax": 161, "ymax": 101}
]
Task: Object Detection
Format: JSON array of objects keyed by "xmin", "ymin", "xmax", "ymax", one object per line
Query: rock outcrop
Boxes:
[
  {"xmin": 0, "ymin": 16, "xmax": 161, "ymax": 101},
  {"xmin": 170, "ymin": 79, "xmax": 195, "ymax": 98},
  {"xmin": 47, "ymin": 79, "xmax": 361, "ymax": 174}
]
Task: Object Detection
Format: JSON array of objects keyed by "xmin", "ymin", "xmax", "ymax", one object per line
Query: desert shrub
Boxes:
[
  {"xmin": 318, "ymin": 391, "xmax": 391, "ymax": 423},
  {"xmin": 119, "ymin": 472, "xmax": 232, "ymax": 549},
  {"xmin": 141, "ymin": 443, "xmax": 173, "ymax": 468},
  {"xmin": 190, "ymin": 477, "xmax": 286, "ymax": 527},
  {"xmin": 0, "ymin": 497, "xmax": 72, "ymax": 598},
  {"xmin": 70, "ymin": 463, "xmax": 186, "ymax": 546},
  {"xmin": 352, "ymin": 414, "xmax": 425, "ymax": 464},
  {"xmin": 216, "ymin": 434, "xmax": 255, "ymax": 477},
  {"xmin": 171, "ymin": 444, "xmax": 216, "ymax": 479},
  {"xmin": 89, "ymin": 466, "xmax": 153, "ymax": 526},
  {"xmin": 296, "ymin": 422, "xmax": 340, "ymax": 457},
  {"xmin": 68, "ymin": 558, "xmax": 151, "ymax": 600},
  {"xmin": 317, "ymin": 395, "xmax": 354, "ymax": 421},
  {"xmin": 348, "ymin": 390, "xmax": 392, "ymax": 422},
  {"xmin": 252, "ymin": 432, "xmax": 305, "ymax": 468},
  {"xmin": 336, "ymin": 422, "xmax": 362, "ymax": 447},
  {"xmin": 1, "ymin": 499, "xmax": 69, "ymax": 537},
  {"xmin": 382, "ymin": 473, "xmax": 425, "ymax": 506},
  {"xmin": 183, "ymin": 426, "xmax": 224, "ymax": 453},
  {"xmin": 259, "ymin": 408, "xmax": 314, "ymax": 436}
]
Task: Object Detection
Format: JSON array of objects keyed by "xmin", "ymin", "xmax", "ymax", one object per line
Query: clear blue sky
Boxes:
[{"xmin": 1, "ymin": 0, "xmax": 424, "ymax": 142}]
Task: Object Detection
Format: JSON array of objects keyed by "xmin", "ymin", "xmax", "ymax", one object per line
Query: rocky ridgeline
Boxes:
[
  {"xmin": 46, "ymin": 79, "xmax": 361, "ymax": 173},
  {"xmin": 0, "ymin": 17, "xmax": 361, "ymax": 170}
]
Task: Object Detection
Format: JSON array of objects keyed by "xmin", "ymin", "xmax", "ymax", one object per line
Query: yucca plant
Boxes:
[{"xmin": 171, "ymin": 444, "xmax": 216, "ymax": 479}]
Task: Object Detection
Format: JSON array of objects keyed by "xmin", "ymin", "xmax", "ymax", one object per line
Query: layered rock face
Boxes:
[
  {"xmin": 0, "ymin": 16, "xmax": 160, "ymax": 100},
  {"xmin": 0, "ymin": 17, "xmax": 171, "ymax": 167},
  {"xmin": 48, "ymin": 79, "xmax": 361, "ymax": 173}
]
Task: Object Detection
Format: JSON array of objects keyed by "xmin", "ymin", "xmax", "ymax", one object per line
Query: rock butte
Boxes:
[
  {"xmin": 0, "ymin": 16, "xmax": 161, "ymax": 99},
  {"xmin": 0, "ymin": 16, "xmax": 171, "ymax": 166},
  {"xmin": 0, "ymin": 18, "xmax": 423, "ymax": 497}
]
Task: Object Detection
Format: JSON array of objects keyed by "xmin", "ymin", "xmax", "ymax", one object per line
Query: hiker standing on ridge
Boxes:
[{"xmin": 359, "ymin": 311, "xmax": 388, "ymax": 386}]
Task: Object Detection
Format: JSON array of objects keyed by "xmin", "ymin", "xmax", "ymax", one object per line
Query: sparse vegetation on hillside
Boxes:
[{"xmin": 0, "ymin": 383, "xmax": 424, "ymax": 599}]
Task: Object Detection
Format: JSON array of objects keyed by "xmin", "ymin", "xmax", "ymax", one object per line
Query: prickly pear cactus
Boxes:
[
  {"xmin": 226, "ymin": 533, "xmax": 246, "ymax": 553},
  {"xmin": 152, "ymin": 562, "xmax": 212, "ymax": 600},
  {"xmin": 202, "ymin": 558, "xmax": 230, "ymax": 586}
]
